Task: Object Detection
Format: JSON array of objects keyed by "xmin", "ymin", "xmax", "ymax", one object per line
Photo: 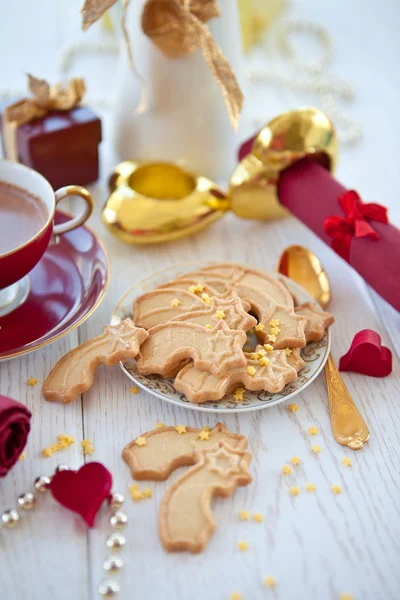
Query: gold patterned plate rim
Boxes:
[{"xmin": 111, "ymin": 260, "xmax": 331, "ymax": 413}]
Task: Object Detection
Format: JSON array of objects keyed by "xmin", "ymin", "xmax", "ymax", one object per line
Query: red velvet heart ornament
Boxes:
[
  {"xmin": 50, "ymin": 462, "xmax": 113, "ymax": 527},
  {"xmin": 339, "ymin": 329, "xmax": 392, "ymax": 377}
]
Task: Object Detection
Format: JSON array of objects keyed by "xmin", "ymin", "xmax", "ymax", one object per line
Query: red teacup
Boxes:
[{"xmin": 0, "ymin": 160, "xmax": 93, "ymax": 316}]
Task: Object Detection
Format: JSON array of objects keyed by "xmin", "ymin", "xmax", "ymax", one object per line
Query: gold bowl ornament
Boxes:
[{"xmin": 102, "ymin": 108, "xmax": 338, "ymax": 245}]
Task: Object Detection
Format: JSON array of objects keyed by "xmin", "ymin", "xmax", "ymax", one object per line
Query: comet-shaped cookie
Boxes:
[
  {"xmin": 134, "ymin": 288, "xmax": 205, "ymax": 329},
  {"xmin": 43, "ymin": 319, "xmax": 148, "ymax": 404},
  {"xmin": 122, "ymin": 423, "xmax": 248, "ymax": 480},
  {"xmin": 137, "ymin": 320, "xmax": 247, "ymax": 378},
  {"xmin": 159, "ymin": 442, "xmax": 252, "ymax": 553},
  {"xmin": 295, "ymin": 302, "xmax": 335, "ymax": 342},
  {"xmin": 255, "ymin": 305, "xmax": 308, "ymax": 349},
  {"xmin": 172, "ymin": 294, "xmax": 256, "ymax": 331}
]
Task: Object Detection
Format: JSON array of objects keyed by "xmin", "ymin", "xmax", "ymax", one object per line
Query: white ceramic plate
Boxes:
[{"xmin": 111, "ymin": 261, "xmax": 331, "ymax": 413}]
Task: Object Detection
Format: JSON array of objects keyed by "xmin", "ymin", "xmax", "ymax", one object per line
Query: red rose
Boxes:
[{"xmin": 0, "ymin": 394, "xmax": 31, "ymax": 477}]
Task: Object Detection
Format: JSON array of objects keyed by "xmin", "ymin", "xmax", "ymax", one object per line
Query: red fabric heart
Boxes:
[
  {"xmin": 50, "ymin": 462, "xmax": 113, "ymax": 527},
  {"xmin": 339, "ymin": 329, "xmax": 392, "ymax": 377}
]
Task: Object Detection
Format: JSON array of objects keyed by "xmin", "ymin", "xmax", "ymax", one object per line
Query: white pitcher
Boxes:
[{"xmin": 113, "ymin": 0, "xmax": 246, "ymax": 180}]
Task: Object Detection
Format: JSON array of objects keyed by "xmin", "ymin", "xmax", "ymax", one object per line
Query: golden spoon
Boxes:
[{"xmin": 278, "ymin": 245, "xmax": 369, "ymax": 450}]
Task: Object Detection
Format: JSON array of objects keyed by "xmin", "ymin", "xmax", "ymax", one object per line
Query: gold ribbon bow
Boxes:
[
  {"xmin": 3, "ymin": 75, "xmax": 86, "ymax": 161},
  {"xmin": 81, "ymin": 0, "xmax": 243, "ymax": 130}
]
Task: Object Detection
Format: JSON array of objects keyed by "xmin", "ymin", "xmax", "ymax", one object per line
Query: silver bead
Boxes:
[
  {"xmin": 109, "ymin": 492, "xmax": 124, "ymax": 510},
  {"xmin": 34, "ymin": 475, "xmax": 51, "ymax": 493},
  {"xmin": 1, "ymin": 509, "xmax": 20, "ymax": 528},
  {"xmin": 17, "ymin": 492, "xmax": 36, "ymax": 511},
  {"xmin": 106, "ymin": 532, "xmax": 126, "ymax": 551},
  {"xmin": 55, "ymin": 464, "xmax": 69, "ymax": 473},
  {"xmin": 103, "ymin": 555, "xmax": 124, "ymax": 574},
  {"xmin": 109, "ymin": 510, "xmax": 128, "ymax": 530},
  {"xmin": 98, "ymin": 579, "xmax": 120, "ymax": 598}
]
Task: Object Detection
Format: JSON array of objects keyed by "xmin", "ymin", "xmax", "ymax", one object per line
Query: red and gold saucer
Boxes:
[{"xmin": 0, "ymin": 212, "xmax": 109, "ymax": 360}]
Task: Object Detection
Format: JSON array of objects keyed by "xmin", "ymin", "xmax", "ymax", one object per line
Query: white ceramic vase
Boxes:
[{"xmin": 113, "ymin": 0, "xmax": 245, "ymax": 180}]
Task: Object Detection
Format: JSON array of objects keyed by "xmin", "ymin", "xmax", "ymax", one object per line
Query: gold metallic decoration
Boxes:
[
  {"xmin": 109, "ymin": 492, "xmax": 125, "ymax": 510},
  {"xmin": 277, "ymin": 244, "xmax": 369, "ymax": 450},
  {"xmin": 238, "ymin": 0, "xmax": 287, "ymax": 53},
  {"xmin": 1, "ymin": 509, "xmax": 20, "ymax": 528},
  {"xmin": 17, "ymin": 492, "xmax": 36, "ymax": 511},
  {"xmin": 103, "ymin": 108, "xmax": 338, "ymax": 244},
  {"xmin": 109, "ymin": 510, "xmax": 128, "ymax": 530},
  {"xmin": 81, "ymin": 0, "xmax": 243, "ymax": 129},
  {"xmin": 102, "ymin": 161, "xmax": 229, "ymax": 245}
]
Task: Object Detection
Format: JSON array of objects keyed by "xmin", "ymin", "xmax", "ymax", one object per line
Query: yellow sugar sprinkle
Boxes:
[
  {"xmin": 155, "ymin": 422, "xmax": 165, "ymax": 429},
  {"xmin": 289, "ymin": 486, "xmax": 300, "ymax": 496},
  {"xmin": 284, "ymin": 348, "xmax": 292, "ymax": 356},
  {"xmin": 237, "ymin": 541, "xmax": 249, "ymax": 551},
  {"xmin": 306, "ymin": 483, "xmax": 316, "ymax": 492},
  {"xmin": 331, "ymin": 485, "xmax": 342, "ymax": 495},
  {"xmin": 198, "ymin": 430, "xmax": 210, "ymax": 441},
  {"xmin": 50, "ymin": 443, "xmax": 60, "ymax": 452},
  {"xmin": 264, "ymin": 576, "xmax": 276, "ymax": 588},
  {"xmin": 142, "ymin": 487, "xmax": 153, "ymax": 498},
  {"xmin": 270, "ymin": 327, "xmax": 280, "ymax": 335},
  {"xmin": 247, "ymin": 366, "xmax": 256, "ymax": 377},
  {"xmin": 342, "ymin": 457, "xmax": 352, "ymax": 467},
  {"xmin": 268, "ymin": 334, "xmax": 276, "ymax": 343},
  {"xmin": 66, "ymin": 436, "xmax": 75, "ymax": 445},
  {"xmin": 129, "ymin": 484, "xmax": 139, "ymax": 493},
  {"xmin": 56, "ymin": 440, "xmax": 69, "ymax": 450},
  {"xmin": 57, "ymin": 434, "xmax": 68, "ymax": 442},
  {"xmin": 129, "ymin": 386, "xmax": 139, "ymax": 395},
  {"xmin": 194, "ymin": 283, "xmax": 204, "ymax": 293},
  {"xmin": 201, "ymin": 293, "xmax": 211, "ymax": 305},
  {"xmin": 288, "ymin": 403, "xmax": 299, "ymax": 413},
  {"xmin": 250, "ymin": 352, "xmax": 260, "ymax": 360},
  {"xmin": 281, "ymin": 464, "xmax": 292, "ymax": 475},
  {"xmin": 234, "ymin": 387, "xmax": 245, "ymax": 402},
  {"xmin": 254, "ymin": 323, "xmax": 265, "ymax": 332},
  {"xmin": 253, "ymin": 512, "xmax": 264, "ymax": 523},
  {"xmin": 81, "ymin": 439, "xmax": 92, "ymax": 448},
  {"xmin": 205, "ymin": 324, "xmax": 213, "ymax": 330},
  {"xmin": 239, "ymin": 510, "xmax": 250, "ymax": 521},
  {"xmin": 308, "ymin": 426, "xmax": 319, "ymax": 436},
  {"xmin": 189, "ymin": 285, "xmax": 197, "ymax": 293},
  {"xmin": 18, "ymin": 452, "xmax": 26, "ymax": 461},
  {"xmin": 312, "ymin": 445, "xmax": 321, "ymax": 454},
  {"xmin": 230, "ymin": 593, "xmax": 242, "ymax": 600},
  {"xmin": 270, "ymin": 319, "xmax": 280, "ymax": 327},
  {"xmin": 170, "ymin": 298, "xmax": 180, "ymax": 307},
  {"xmin": 175, "ymin": 425, "xmax": 187, "ymax": 435},
  {"xmin": 291, "ymin": 456, "xmax": 301, "ymax": 466},
  {"xmin": 339, "ymin": 594, "xmax": 353, "ymax": 600},
  {"xmin": 27, "ymin": 378, "xmax": 38, "ymax": 387},
  {"xmin": 264, "ymin": 344, "xmax": 274, "ymax": 352},
  {"xmin": 258, "ymin": 347, "xmax": 267, "ymax": 355},
  {"xmin": 42, "ymin": 447, "xmax": 53, "ymax": 458},
  {"xmin": 134, "ymin": 437, "xmax": 147, "ymax": 446},
  {"xmin": 131, "ymin": 490, "xmax": 143, "ymax": 502},
  {"xmin": 215, "ymin": 309, "xmax": 226, "ymax": 319},
  {"xmin": 259, "ymin": 356, "xmax": 269, "ymax": 367},
  {"xmin": 83, "ymin": 444, "xmax": 94, "ymax": 455}
]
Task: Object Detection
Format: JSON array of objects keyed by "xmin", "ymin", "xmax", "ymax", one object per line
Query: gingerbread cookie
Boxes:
[
  {"xmin": 43, "ymin": 319, "xmax": 148, "ymax": 404},
  {"xmin": 295, "ymin": 302, "xmax": 335, "ymax": 342},
  {"xmin": 137, "ymin": 320, "xmax": 247, "ymax": 378},
  {"xmin": 122, "ymin": 422, "xmax": 248, "ymax": 480},
  {"xmin": 174, "ymin": 345, "xmax": 298, "ymax": 403}
]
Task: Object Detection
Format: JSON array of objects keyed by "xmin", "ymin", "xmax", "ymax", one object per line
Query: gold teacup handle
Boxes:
[
  {"xmin": 53, "ymin": 185, "xmax": 94, "ymax": 235},
  {"xmin": 324, "ymin": 353, "xmax": 369, "ymax": 450}
]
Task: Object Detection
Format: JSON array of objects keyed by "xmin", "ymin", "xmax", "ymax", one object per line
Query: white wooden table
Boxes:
[{"xmin": 1, "ymin": 1, "xmax": 399, "ymax": 599}]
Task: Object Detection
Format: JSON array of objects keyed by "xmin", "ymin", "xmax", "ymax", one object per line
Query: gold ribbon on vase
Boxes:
[
  {"xmin": 3, "ymin": 75, "xmax": 86, "ymax": 162},
  {"xmin": 81, "ymin": 0, "xmax": 243, "ymax": 129}
]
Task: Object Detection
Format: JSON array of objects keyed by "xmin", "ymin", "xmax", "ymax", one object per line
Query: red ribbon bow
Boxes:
[{"xmin": 324, "ymin": 190, "xmax": 389, "ymax": 261}]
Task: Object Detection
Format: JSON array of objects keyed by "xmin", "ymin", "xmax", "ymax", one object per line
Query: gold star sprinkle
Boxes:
[
  {"xmin": 83, "ymin": 444, "xmax": 94, "ymax": 455},
  {"xmin": 135, "ymin": 437, "xmax": 147, "ymax": 446},
  {"xmin": 250, "ymin": 352, "xmax": 261, "ymax": 360},
  {"xmin": 282, "ymin": 464, "xmax": 292, "ymax": 475},
  {"xmin": 308, "ymin": 426, "xmax": 319, "ymax": 436},
  {"xmin": 268, "ymin": 334, "xmax": 276, "ymax": 343},
  {"xmin": 239, "ymin": 510, "xmax": 250, "ymax": 521},
  {"xmin": 201, "ymin": 293, "xmax": 211, "ymax": 305},
  {"xmin": 312, "ymin": 445, "xmax": 321, "ymax": 454},
  {"xmin": 234, "ymin": 388, "xmax": 245, "ymax": 402},
  {"xmin": 253, "ymin": 512, "xmax": 264, "ymax": 523},
  {"xmin": 342, "ymin": 457, "xmax": 352, "ymax": 467},
  {"xmin": 270, "ymin": 327, "xmax": 280, "ymax": 335},
  {"xmin": 205, "ymin": 324, "xmax": 213, "ymax": 330},
  {"xmin": 306, "ymin": 483, "xmax": 316, "ymax": 492},
  {"xmin": 247, "ymin": 366, "xmax": 256, "ymax": 377},
  {"xmin": 129, "ymin": 386, "xmax": 139, "ymax": 394},
  {"xmin": 339, "ymin": 594, "xmax": 353, "ymax": 600},
  {"xmin": 331, "ymin": 485, "xmax": 342, "ymax": 495},
  {"xmin": 171, "ymin": 298, "xmax": 180, "ymax": 307},
  {"xmin": 131, "ymin": 489, "xmax": 143, "ymax": 502},
  {"xmin": 237, "ymin": 541, "xmax": 249, "ymax": 551},
  {"xmin": 230, "ymin": 593, "xmax": 242, "ymax": 600},
  {"xmin": 215, "ymin": 309, "xmax": 226, "ymax": 319},
  {"xmin": 27, "ymin": 378, "xmax": 38, "ymax": 387},
  {"xmin": 289, "ymin": 486, "xmax": 300, "ymax": 496},
  {"xmin": 291, "ymin": 456, "xmax": 301, "ymax": 465},
  {"xmin": 264, "ymin": 344, "xmax": 274, "ymax": 352},
  {"xmin": 270, "ymin": 319, "xmax": 280, "ymax": 327},
  {"xmin": 259, "ymin": 356, "xmax": 269, "ymax": 367},
  {"xmin": 264, "ymin": 576, "xmax": 276, "ymax": 588},
  {"xmin": 155, "ymin": 422, "xmax": 165, "ymax": 429},
  {"xmin": 56, "ymin": 440, "xmax": 69, "ymax": 450},
  {"xmin": 18, "ymin": 452, "xmax": 26, "ymax": 461},
  {"xmin": 189, "ymin": 285, "xmax": 197, "ymax": 294},
  {"xmin": 42, "ymin": 447, "xmax": 53, "ymax": 458},
  {"xmin": 198, "ymin": 430, "xmax": 210, "ymax": 441},
  {"xmin": 254, "ymin": 323, "xmax": 265, "ymax": 332},
  {"xmin": 284, "ymin": 348, "xmax": 292, "ymax": 356},
  {"xmin": 195, "ymin": 283, "xmax": 204, "ymax": 293},
  {"xmin": 288, "ymin": 403, "xmax": 299, "ymax": 412},
  {"xmin": 175, "ymin": 425, "xmax": 187, "ymax": 435},
  {"xmin": 142, "ymin": 487, "xmax": 153, "ymax": 498}
]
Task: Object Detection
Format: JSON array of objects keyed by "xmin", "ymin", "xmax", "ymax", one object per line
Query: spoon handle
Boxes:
[{"xmin": 324, "ymin": 353, "xmax": 369, "ymax": 450}]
